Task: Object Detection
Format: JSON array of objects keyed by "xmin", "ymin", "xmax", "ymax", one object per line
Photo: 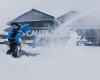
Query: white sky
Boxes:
[{"xmin": 0, "ymin": 0, "xmax": 99, "ymax": 26}]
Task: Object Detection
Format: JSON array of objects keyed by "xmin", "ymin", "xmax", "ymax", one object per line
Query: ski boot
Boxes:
[
  {"xmin": 12, "ymin": 46, "xmax": 22, "ymax": 58},
  {"xmin": 7, "ymin": 50, "xmax": 12, "ymax": 55},
  {"xmin": 12, "ymin": 46, "xmax": 19, "ymax": 58}
]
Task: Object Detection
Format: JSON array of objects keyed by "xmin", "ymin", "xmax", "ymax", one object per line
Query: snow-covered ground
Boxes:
[{"xmin": 0, "ymin": 32, "xmax": 100, "ymax": 80}]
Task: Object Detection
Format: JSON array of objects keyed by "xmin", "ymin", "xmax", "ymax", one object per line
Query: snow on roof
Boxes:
[
  {"xmin": 7, "ymin": 9, "xmax": 55, "ymax": 25},
  {"xmin": 0, "ymin": 30, "xmax": 7, "ymax": 35},
  {"xmin": 0, "ymin": 25, "xmax": 8, "ymax": 35}
]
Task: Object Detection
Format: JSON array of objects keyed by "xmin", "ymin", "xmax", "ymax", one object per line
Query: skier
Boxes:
[{"xmin": 7, "ymin": 22, "xmax": 30, "ymax": 58}]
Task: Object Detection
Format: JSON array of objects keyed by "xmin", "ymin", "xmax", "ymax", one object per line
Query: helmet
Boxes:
[{"xmin": 11, "ymin": 22, "xmax": 20, "ymax": 30}]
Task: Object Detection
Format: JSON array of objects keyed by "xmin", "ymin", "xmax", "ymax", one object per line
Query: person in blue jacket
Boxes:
[{"xmin": 7, "ymin": 22, "xmax": 30, "ymax": 58}]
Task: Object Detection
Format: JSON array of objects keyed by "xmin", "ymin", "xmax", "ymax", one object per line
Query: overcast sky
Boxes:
[{"xmin": 0, "ymin": 0, "xmax": 99, "ymax": 26}]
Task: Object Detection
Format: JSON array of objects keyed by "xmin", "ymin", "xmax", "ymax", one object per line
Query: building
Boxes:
[
  {"xmin": 5, "ymin": 9, "xmax": 100, "ymax": 46},
  {"xmin": 7, "ymin": 9, "xmax": 56, "ymax": 37},
  {"xmin": 77, "ymin": 29, "xmax": 100, "ymax": 46},
  {"xmin": 56, "ymin": 11, "xmax": 78, "ymax": 25},
  {"xmin": 74, "ymin": 15, "xmax": 100, "ymax": 46}
]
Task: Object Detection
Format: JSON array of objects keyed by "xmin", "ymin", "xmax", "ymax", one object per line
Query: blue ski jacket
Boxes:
[{"xmin": 8, "ymin": 24, "xmax": 30, "ymax": 44}]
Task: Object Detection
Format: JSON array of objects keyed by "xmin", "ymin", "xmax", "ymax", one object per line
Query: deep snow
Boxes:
[{"xmin": 0, "ymin": 33, "xmax": 100, "ymax": 80}]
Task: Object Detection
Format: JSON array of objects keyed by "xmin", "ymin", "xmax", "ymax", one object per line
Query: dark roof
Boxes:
[
  {"xmin": 7, "ymin": 9, "xmax": 55, "ymax": 25},
  {"xmin": 57, "ymin": 11, "xmax": 79, "ymax": 24},
  {"xmin": 4, "ymin": 27, "xmax": 12, "ymax": 32}
]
